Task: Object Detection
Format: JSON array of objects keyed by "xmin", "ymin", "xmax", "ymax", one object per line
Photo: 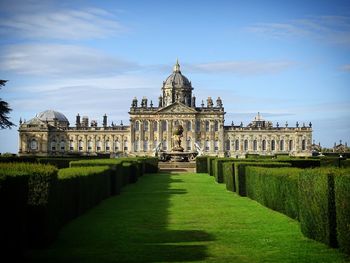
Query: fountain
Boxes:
[{"xmin": 156, "ymin": 124, "xmax": 199, "ymax": 162}]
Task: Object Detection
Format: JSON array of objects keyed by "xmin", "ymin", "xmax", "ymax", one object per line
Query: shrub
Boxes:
[
  {"xmin": 334, "ymin": 170, "xmax": 350, "ymax": 254},
  {"xmin": 196, "ymin": 156, "xmax": 208, "ymax": 173},
  {"xmin": 245, "ymin": 167, "xmax": 300, "ymax": 220},
  {"xmin": 298, "ymin": 168, "xmax": 338, "ymax": 247}
]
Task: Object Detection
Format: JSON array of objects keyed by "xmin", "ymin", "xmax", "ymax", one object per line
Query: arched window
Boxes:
[
  {"xmin": 253, "ymin": 140, "xmax": 257, "ymax": 151},
  {"xmin": 280, "ymin": 140, "xmax": 284, "ymax": 151},
  {"xmin": 30, "ymin": 139, "xmax": 37, "ymax": 150},
  {"xmin": 144, "ymin": 121, "xmax": 149, "ymax": 131},
  {"xmin": 162, "ymin": 120, "xmax": 167, "ymax": 131},
  {"xmin": 262, "ymin": 140, "xmax": 266, "ymax": 151},
  {"xmin": 196, "ymin": 120, "xmax": 200, "ymax": 132},
  {"xmin": 153, "ymin": 140, "xmax": 158, "ymax": 149},
  {"xmin": 205, "ymin": 140, "xmax": 210, "ymax": 151},
  {"xmin": 235, "ymin": 139, "xmax": 239, "ymax": 151},
  {"xmin": 51, "ymin": 140, "xmax": 56, "ymax": 151},
  {"xmin": 96, "ymin": 140, "xmax": 102, "ymax": 151},
  {"xmin": 60, "ymin": 140, "xmax": 65, "ymax": 151},
  {"xmin": 187, "ymin": 138, "xmax": 191, "ymax": 151},
  {"xmin": 205, "ymin": 121, "xmax": 210, "ymax": 132},
  {"xmin": 135, "ymin": 121, "xmax": 139, "ymax": 131},
  {"xmin": 115, "ymin": 140, "xmax": 120, "ymax": 151},
  {"xmin": 271, "ymin": 140, "xmax": 275, "ymax": 151},
  {"xmin": 153, "ymin": 121, "xmax": 158, "ymax": 132},
  {"xmin": 174, "ymin": 120, "xmax": 179, "ymax": 126},
  {"xmin": 186, "ymin": 121, "xmax": 191, "ymax": 131},
  {"xmin": 124, "ymin": 139, "xmax": 128, "ymax": 151},
  {"xmin": 302, "ymin": 139, "xmax": 306, "ymax": 150},
  {"xmin": 105, "ymin": 141, "xmax": 110, "ymax": 151},
  {"xmin": 214, "ymin": 121, "xmax": 219, "ymax": 132},
  {"xmin": 289, "ymin": 140, "xmax": 293, "ymax": 151},
  {"xmin": 69, "ymin": 140, "xmax": 74, "ymax": 151},
  {"xmin": 226, "ymin": 139, "xmax": 230, "ymax": 151},
  {"xmin": 87, "ymin": 140, "xmax": 92, "ymax": 151},
  {"xmin": 214, "ymin": 140, "xmax": 219, "ymax": 151},
  {"xmin": 78, "ymin": 140, "xmax": 83, "ymax": 151},
  {"xmin": 134, "ymin": 140, "xmax": 139, "ymax": 152},
  {"xmin": 143, "ymin": 140, "xmax": 148, "ymax": 151},
  {"xmin": 244, "ymin": 140, "xmax": 248, "ymax": 151}
]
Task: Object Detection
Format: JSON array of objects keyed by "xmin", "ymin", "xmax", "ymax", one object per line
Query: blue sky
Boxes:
[{"xmin": 0, "ymin": 0, "xmax": 349, "ymax": 153}]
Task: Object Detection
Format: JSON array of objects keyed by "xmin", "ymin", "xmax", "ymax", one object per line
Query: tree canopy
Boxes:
[{"xmin": 0, "ymin": 80, "xmax": 15, "ymax": 129}]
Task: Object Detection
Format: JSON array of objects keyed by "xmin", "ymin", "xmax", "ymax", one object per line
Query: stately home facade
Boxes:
[{"xmin": 19, "ymin": 61, "xmax": 312, "ymax": 157}]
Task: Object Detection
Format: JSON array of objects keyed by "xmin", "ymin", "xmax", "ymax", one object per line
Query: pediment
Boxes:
[
  {"xmin": 157, "ymin": 102, "xmax": 197, "ymax": 114},
  {"xmin": 25, "ymin": 117, "xmax": 47, "ymax": 126}
]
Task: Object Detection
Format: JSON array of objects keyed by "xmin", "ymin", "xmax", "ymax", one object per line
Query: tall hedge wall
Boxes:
[
  {"xmin": 196, "ymin": 156, "xmax": 208, "ymax": 173},
  {"xmin": 213, "ymin": 158, "xmax": 237, "ymax": 183},
  {"xmin": 57, "ymin": 166, "xmax": 112, "ymax": 225},
  {"xmin": 334, "ymin": 171, "xmax": 350, "ymax": 254},
  {"xmin": 234, "ymin": 162, "xmax": 292, "ymax": 196},
  {"xmin": 0, "ymin": 163, "xmax": 58, "ymax": 251},
  {"xmin": 298, "ymin": 168, "xmax": 338, "ymax": 247},
  {"xmin": 245, "ymin": 167, "xmax": 301, "ymax": 220}
]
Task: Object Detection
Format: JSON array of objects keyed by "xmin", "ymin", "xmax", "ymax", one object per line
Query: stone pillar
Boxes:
[
  {"xmin": 167, "ymin": 120, "xmax": 172, "ymax": 150},
  {"xmin": 218, "ymin": 120, "xmax": 224, "ymax": 153},
  {"xmin": 150, "ymin": 120, "xmax": 154, "ymax": 150},
  {"xmin": 130, "ymin": 121, "xmax": 134, "ymax": 153}
]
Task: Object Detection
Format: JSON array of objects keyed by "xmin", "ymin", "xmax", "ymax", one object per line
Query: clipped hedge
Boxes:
[
  {"xmin": 213, "ymin": 158, "xmax": 236, "ymax": 183},
  {"xmin": 234, "ymin": 162, "xmax": 292, "ymax": 196},
  {"xmin": 0, "ymin": 163, "xmax": 58, "ymax": 249},
  {"xmin": 196, "ymin": 156, "xmax": 208, "ymax": 173},
  {"xmin": 298, "ymin": 168, "xmax": 338, "ymax": 247},
  {"xmin": 207, "ymin": 157, "xmax": 217, "ymax": 176},
  {"xmin": 334, "ymin": 171, "xmax": 350, "ymax": 254},
  {"xmin": 245, "ymin": 167, "xmax": 301, "ymax": 220},
  {"xmin": 278, "ymin": 158, "xmax": 320, "ymax": 168},
  {"xmin": 137, "ymin": 157, "xmax": 158, "ymax": 173},
  {"xmin": 57, "ymin": 166, "xmax": 111, "ymax": 225}
]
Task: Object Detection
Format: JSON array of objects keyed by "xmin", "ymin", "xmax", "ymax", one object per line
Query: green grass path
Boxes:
[{"xmin": 29, "ymin": 173, "xmax": 350, "ymax": 262}]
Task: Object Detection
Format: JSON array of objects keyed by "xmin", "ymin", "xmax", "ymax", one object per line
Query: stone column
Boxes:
[
  {"xmin": 167, "ymin": 120, "xmax": 172, "ymax": 150},
  {"xmin": 130, "ymin": 121, "xmax": 134, "ymax": 153}
]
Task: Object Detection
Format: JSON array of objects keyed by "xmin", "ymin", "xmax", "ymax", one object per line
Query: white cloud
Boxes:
[
  {"xmin": 246, "ymin": 15, "xmax": 350, "ymax": 46},
  {"xmin": 0, "ymin": 44, "xmax": 139, "ymax": 77},
  {"xmin": 0, "ymin": 4, "xmax": 125, "ymax": 40},
  {"xmin": 341, "ymin": 64, "xmax": 350, "ymax": 72},
  {"xmin": 187, "ymin": 60, "xmax": 295, "ymax": 75}
]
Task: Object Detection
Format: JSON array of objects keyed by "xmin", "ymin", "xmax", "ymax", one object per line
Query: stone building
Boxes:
[{"xmin": 18, "ymin": 61, "xmax": 312, "ymax": 157}]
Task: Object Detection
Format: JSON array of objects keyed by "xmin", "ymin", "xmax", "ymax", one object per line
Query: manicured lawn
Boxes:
[{"xmin": 29, "ymin": 173, "xmax": 350, "ymax": 262}]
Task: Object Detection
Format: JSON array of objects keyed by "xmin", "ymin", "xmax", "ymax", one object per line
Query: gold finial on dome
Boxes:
[{"xmin": 173, "ymin": 58, "xmax": 181, "ymax": 73}]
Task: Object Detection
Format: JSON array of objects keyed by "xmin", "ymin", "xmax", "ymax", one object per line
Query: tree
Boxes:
[{"xmin": 0, "ymin": 80, "xmax": 15, "ymax": 129}]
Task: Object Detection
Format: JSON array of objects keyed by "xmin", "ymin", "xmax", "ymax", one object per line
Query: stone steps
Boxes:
[{"xmin": 158, "ymin": 162, "xmax": 196, "ymax": 173}]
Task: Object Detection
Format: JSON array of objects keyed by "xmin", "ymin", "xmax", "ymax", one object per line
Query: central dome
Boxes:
[
  {"xmin": 163, "ymin": 60, "xmax": 191, "ymax": 89},
  {"xmin": 37, "ymin": 110, "xmax": 69, "ymax": 123}
]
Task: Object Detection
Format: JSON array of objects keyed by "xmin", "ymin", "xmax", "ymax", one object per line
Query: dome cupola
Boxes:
[{"xmin": 162, "ymin": 60, "xmax": 193, "ymax": 107}]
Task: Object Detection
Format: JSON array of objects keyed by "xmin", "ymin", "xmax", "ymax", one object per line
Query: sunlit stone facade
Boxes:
[{"xmin": 18, "ymin": 61, "xmax": 312, "ymax": 157}]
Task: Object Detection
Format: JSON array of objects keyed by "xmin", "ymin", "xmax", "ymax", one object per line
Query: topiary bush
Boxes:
[{"xmin": 334, "ymin": 170, "xmax": 350, "ymax": 254}]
